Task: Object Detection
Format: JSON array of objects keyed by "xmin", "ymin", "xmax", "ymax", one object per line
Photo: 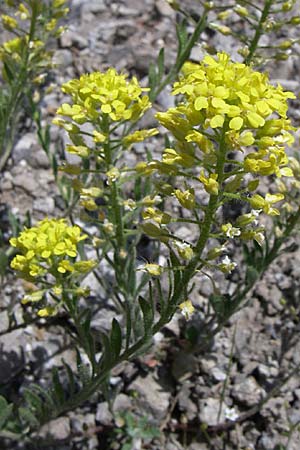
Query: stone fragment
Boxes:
[
  {"xmin": 39, "ymin": 417, "xmax": 71, "ymax": 440},
  {"xmin": 0, "ymin": 329, "xmax": 25, "ymax": 383},
  {"xmin": 129, "ymin": 374, "xmax": 170, "ymax": 420},
  {"xmin": 232, "ymin": 376, "xmax": 265, "ymax": 407},
  {"xmin": 96, "ymin": 402, "xmax": 113, "ymax": 425},
  {"xmin": 198, "ymin": 398, "xmax": 225, "ymax": 426},
  {"xmin": 13, "ymin": 133, "xmax": 39, "ymax": 164}
]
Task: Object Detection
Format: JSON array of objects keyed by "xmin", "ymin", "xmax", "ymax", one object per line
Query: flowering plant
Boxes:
[{"xmin": 1, "ymin": 0, "xmax": 300, "ymax": 443}]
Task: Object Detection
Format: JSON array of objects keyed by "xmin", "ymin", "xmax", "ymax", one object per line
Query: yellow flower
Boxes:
[
  {"xmin": 106, "ymin": 167, "xmax": 120, "ymax": 184},
  {"xmin": 142, "ymin": 207, "xmax": 171, "ymax": 225},
  {"xmin": 221, "ymin": 223, "xmax": 241, "ymax": 238},
  {"xmin": 174, "ymin": 188, "xmax": 195, "ymax": 209},
  {"xmin": 66, "ymin": 145, "xmax": 90, "ymax": 158},
  {"xmin": 249, "ymin": 193, "xmax": 284, "ymax": 215},
  {"xmin": 199, "ymin": 171, "xmax": 219, "ymax": 195},
  {"xmin": 219, "ymin": 256, "xmax": 237, "ymax": 273},
  {"xmin": 139, "ymin": 263, "xmax": 163, "ymax": 276},
  {"xmin": 1, "ymin": 14, "xmax": 18, "ymax": 30},
  {"xmin": 56, "ymin": 69, "xmax": 151, "ymax": 124},
  {"xmin": 123, "ymin": 128, "xmax": 158, "ymax": 146},
  {"xmin": 173, "ymin": 240, "xmax": 194, "ymax": 260},
  {"xmin": 157, "ymin": 52, "xmax": 295, "ymax": 179},
  {"xmin": 37, "ymin": 306, "xmax": 57, "ymax": 317},
  {"xmin": 179, "ymin": 300, "xmax": 195, "ymax": 320},
  {"xmin": 10, "ymin": 218, "xmax": 88, "ymax": 280}
]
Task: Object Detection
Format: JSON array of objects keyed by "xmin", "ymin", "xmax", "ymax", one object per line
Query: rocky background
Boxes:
[{"xmin": 1, "ymin": 1, "xmax": 300, "ymax": 449}]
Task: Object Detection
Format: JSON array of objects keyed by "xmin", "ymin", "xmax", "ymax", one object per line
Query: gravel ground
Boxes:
[{"xmin": 1, "ymin": 1, "xmax": 300, "ymax": 449}]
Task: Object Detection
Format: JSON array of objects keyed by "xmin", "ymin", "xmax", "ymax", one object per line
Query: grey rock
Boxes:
[
  {"xmin": 39, "ymin": 417, "xmax": 71, "ymax": 440},
  {"xmin": 166, "ymin": 437, "xmax": 184, "ymax": 450},
  {"xmin": 96, "ymin": 401, "xmax": 113, "ymax": 425},
  {"xmin": 53, "ymin": 49, "xmax": 73, "ymax": 67},
  {"xmin": 198, "ymin": 398, "xmax": 225, "ymax": 426},
  {"xmin": 0, "ymin": 329, "xmax": 25, "ymax": 383},
  {"xmin": 0, "ymin": 171, "xmax": 13, "ymax": 190},
  {"xmin": 60, "ymin": 29, "xmax": 88, "ymax": 49},
  {"xmin": 287, "ymin": 408, "xmax": 300, "ymax": 425},
  {"xmin": 178, "ymin": 384, "xmax": 198, "ymax": 421},
  {"xmin": 155, "ymin": 0, "xmax": 176, "ymax": 16},
  {"xmin": 232, "ymin": 377, "xmax": 265, "ymax": 407},
  {"xmin": 188, "ymin": 444, "xmax": 209, "ymax": 450},
  {"xmin": 13, "ymin": 171, "xmax": 39, "ymax": 194},
  {"xmin": 0, "ymin": 311, "xmax": 9, "ymax": 333},
  {"xmin": 29, "ymin": 149, "xmax": 50, "ymax": 169},
  {"xmin": 211, "ymin": 367, "xmax": 227, "ymax": 382},
  {"xmin": 13, "ymin": 133, "xmax": 39, "ymax": 164},
  {"xmin": 114, "ymin": 393, "xmax": 133, "ymax": 413},
  {"xmin": 81, "ymin": 0, "xmax": 106, "ymax": 14},
  {"xmin": 129, "ymin": 374, "xmax": 170, "ymax": 420},
  {"xmin": 71, "ymin": 413, "xmax": 95, "ymax": 434},
  {"xmin": 257, "ymin": 433, "xmax": 277, "ymax": 450},
  {"xmin": 33, "ymin": 196, "xmax": 55, "ymax": 214}
]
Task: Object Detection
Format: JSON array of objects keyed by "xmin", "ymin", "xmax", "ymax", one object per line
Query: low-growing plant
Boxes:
[{"xmin": 1, "ymin": 0, "xmax": 300, "ymax": 446}]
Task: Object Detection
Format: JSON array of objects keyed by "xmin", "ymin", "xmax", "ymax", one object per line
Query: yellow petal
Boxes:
[
  {"xmin": 194, "ymin": 96, "xmax": 208, "ymax": 110},
  {"xmin": 210, "ymin": 115, "xmax": 224, "ymax": 128},
  {"xmin": 229, "ymin": 117, "xmax": 243, "ymax": 131}
]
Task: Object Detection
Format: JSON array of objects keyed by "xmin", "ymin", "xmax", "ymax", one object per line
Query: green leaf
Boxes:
[
  {"xmin": 0, "ymin": 250, "xmax": 8, "ymax": 277},
  {"xmin": 209, "ymin": 293, "xmax": 232, "ymax": 321},
  {"xmin": 78, "ymin": 363, "xmax": 91, "ymax": 385},
  {"xmin": 176, "ymin": 20, "xmax": 188, "ymax": 56},
  {"xmin": 110, "ymin": 318, "xmax": 122, "ymax": 360},
  {"xmin": 19, "ymin": 407, "xmax": 39, "ymax": 428},
  {"xmin": 98, "ymin": 332, "xmax": 112, "ymax": 370},
  {"xmin": 157, "ymin": 48, "xmax": 165, "ymax": 80},
  {"xmin": 3, "ymin": 61, "xmax": 15, "ymax": 83},
  {"xmin": 23, "ymin": 388, "xmax": 43, "ymax": 415},
  {"xmin": 30, "ymin": 384, "xmax": 55, "ymax": 411},
  {"xmin": 139, "ymin": 296, "xmax": 154, "ymax": 337},
  {"xmin": 0, "ymin": 396, "xmax": 13, "ymax": 430},
  {"xmin": 245, "ymin": 266, "xmax": 259, "ymax": 286},
  {"xmin": 51, "ymin": 368, "xmax": 65, "ymax": 404},
  {"xmin": 62, "ymin": 360, "xmax": 76, "ymax": 397},
  {"xmin": 148, "ymin": 61, "xmax": 158, "ymax": 91}
]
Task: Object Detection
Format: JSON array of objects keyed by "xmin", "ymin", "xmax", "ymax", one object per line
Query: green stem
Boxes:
[
  {"xmin": 153, "ymin": 127, "xmax": 228, "ymax": 330},
  {"xmin": 0, "ymin": 2, "xmax": 39, "ymax": 171},
  {"xmin": 244, "ymin": 0, "xmax": 273, "ymax": 65}
]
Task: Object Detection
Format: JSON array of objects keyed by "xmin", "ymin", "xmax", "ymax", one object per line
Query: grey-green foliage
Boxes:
[{"xmin": 114, "ymin": 412, "xmax": 160, "ymax": 450}]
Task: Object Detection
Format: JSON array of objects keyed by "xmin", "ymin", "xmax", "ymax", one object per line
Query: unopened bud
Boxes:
[
  {"xmin": 282, "ymin": 1, "xmax": 293, "ymax": 12},
  {"xmin": 279, "ymin": 40, "xmax": 293, "ymax": 50},
  {"xmin": 275, "ymin": 52, "xmax": 289, "ymax": 61},
  {"xmin": 204, "ymin": 2, "xmax": 215, "ymax": 10},
  {"xmin": 234, "ymin": 6, "xmax": 249, "ymax": 17},
  {"xmin": 290, "ymin": 16, "xmax": 300, "ymax": 25}
]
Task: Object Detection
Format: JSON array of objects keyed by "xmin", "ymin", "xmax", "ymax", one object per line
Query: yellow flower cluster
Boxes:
[
  {"xmin": 56, "ymin": 69, "xmax": 151, "ymax": 124},
  {"xmin": 10, "ymin": 218, "xmax": 96, "ymax": 280},
  {"xmin": 156, "ymin": 52, "xmax": 295, "ymax": 178}
]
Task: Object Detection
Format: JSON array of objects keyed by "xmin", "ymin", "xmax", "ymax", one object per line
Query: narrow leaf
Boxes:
[
  {"xmin": 157, "ymin": 48, "xmax": 165, "ymax": 79},
  {"xmin": 19, "ymin": 407, "xmax": 39, "ymax": 428},
  {"xmin": 0, "ymin": 396, "xmax": 13, "ymax": 430},
  {"xmin": 110, "ymin": 318, "xmax": 122, "ymax": 360},
  {"xmin": 23, "ymin": 388, "xmax": 43, "ymax": 415},
  {"xmin": 139, "ymin": 296, "xmax": 154, "ymax": 337},
  {"xmin": 51, "ymin": 368, "xmax": 65, "ymax": 404}
]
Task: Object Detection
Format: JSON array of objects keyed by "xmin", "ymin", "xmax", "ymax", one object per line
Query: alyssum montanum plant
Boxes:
[{"xmin": 9, "ymin": 52, "xmax": 296, "ymax": 426}]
